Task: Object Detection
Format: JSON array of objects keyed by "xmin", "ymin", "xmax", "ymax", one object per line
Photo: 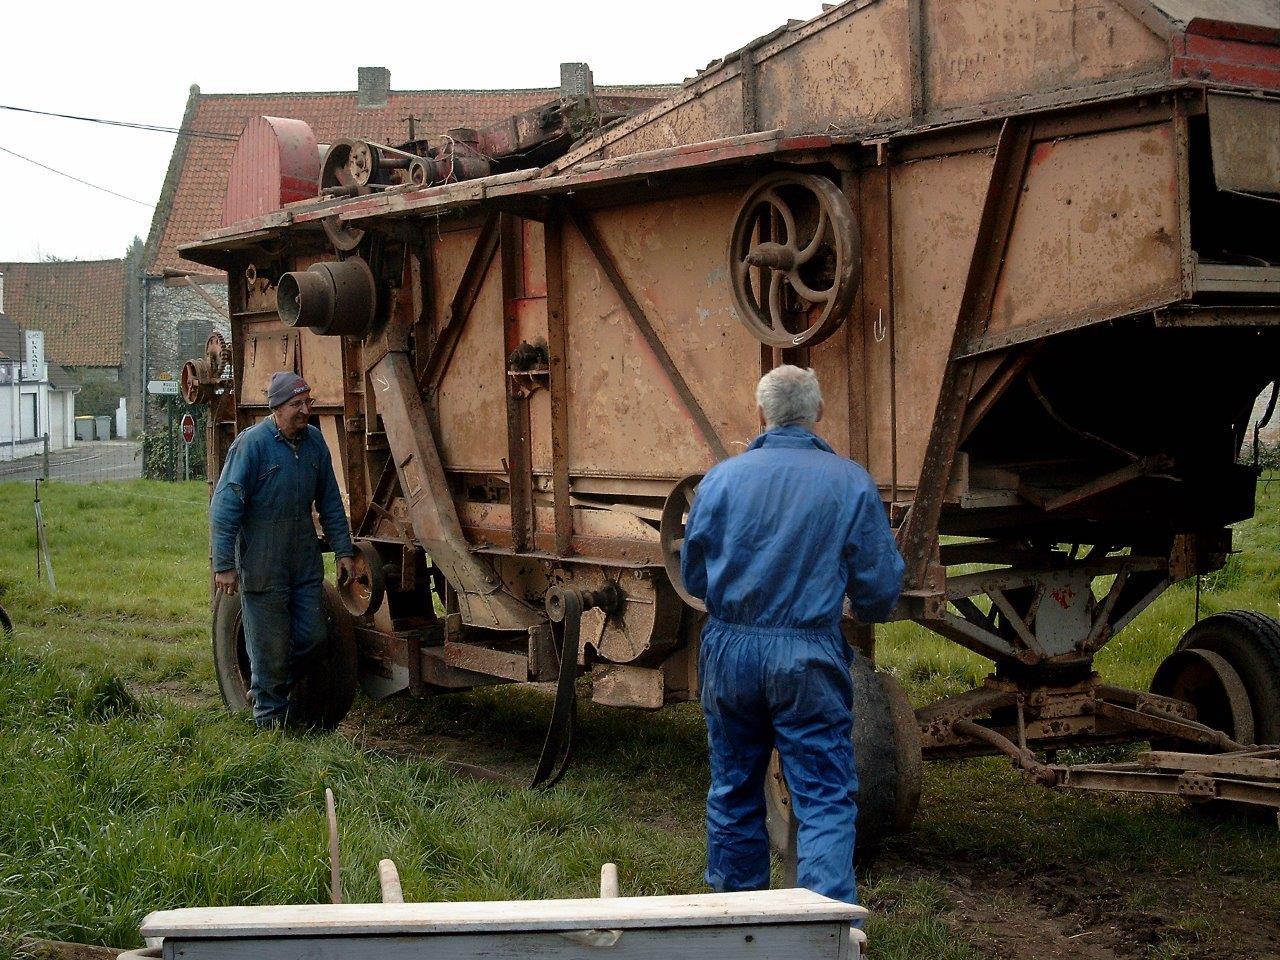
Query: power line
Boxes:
[
  {"xmin": 0, "ymin": 144, "xmax": 154, "ymax": 207},
  {"xmin": 0, "ymin": 103, "xmax": 239, "ymax": 141}
]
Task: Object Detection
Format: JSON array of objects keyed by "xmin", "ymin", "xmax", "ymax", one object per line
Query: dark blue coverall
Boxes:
[
  {"xmin": 680, "ymin": 425, "xmax": 904, "ymax": 904},
  {"xmin": 210, "ymin": 418, "xmax": 353, "ymax": 726}
]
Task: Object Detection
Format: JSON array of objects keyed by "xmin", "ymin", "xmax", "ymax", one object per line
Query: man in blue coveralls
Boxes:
[
  {"xmin": 681, "ymin": 365, "xmax": 904, "ymax": 904},
  {"xmin": 210, "ymin": 371, "xmax": 355, "ymax": 729}
]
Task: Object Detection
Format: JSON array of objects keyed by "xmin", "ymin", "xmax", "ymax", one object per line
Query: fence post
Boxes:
[{"xmin": 42, "ymin": 432, "xmax": 49, "ymax": 481}]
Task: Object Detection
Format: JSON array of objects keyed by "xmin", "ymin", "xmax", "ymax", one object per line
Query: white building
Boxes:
[{"xmin": 0, "ymin": 313, "xmax": 79, "ymax": 462}]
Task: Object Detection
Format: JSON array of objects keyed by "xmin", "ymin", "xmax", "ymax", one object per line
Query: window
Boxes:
[
  {"xmin": 179, "ymin": 319, "xmax": 213, "ymax": 363},
  {"xmin": 19, "ymin": 392, "xmax": 37, "ymax": 440}
]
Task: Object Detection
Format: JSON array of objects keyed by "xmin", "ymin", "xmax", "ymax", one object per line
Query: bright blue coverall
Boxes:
[
  {"xmin": 680, "ymin": 425, "xmax": 904, "ymax": 904},
  {"xmin": 210, "ymin": 418, "xmax": 353, "ymax": 726}
]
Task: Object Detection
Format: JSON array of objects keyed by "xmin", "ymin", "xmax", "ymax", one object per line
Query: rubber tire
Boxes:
[
  {"xmin": 211, "ymin": 582, "xmax": 358, "ymax": 731},
  {"xmin": 765, "ymin": 652, "xmax": 923, "ymax": 864},
  {"xmin": 1165, "ymin": 610, "xmax": 1280, "ymax": 745}
]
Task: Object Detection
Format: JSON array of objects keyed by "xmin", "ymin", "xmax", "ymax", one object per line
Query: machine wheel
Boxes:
[
  {"xmin": 765, "ymin": 651, "xmax": 922, "ymax": 864},
  {"xmin": 211, "ymin": 582, "xmax": 358, "ymax": 730},
  {"xmin": 1152, "ymin": 610, "xmax": 1280, "ymax": 745},
  {"xmin": 660, "ymin": 475, "xmax": 706, "ymax": 613}
]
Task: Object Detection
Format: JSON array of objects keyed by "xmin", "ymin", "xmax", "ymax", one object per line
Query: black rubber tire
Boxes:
[
  {"xmin": 765, "ymin": 652, "xmax": 922, "ymax": 864},
  {"xmin": 212, "ymin": 589, "xmax": 252, "ymax": 714},
  {"xmin": 0, "ymin": 603, "xmax": 13, "ymax": 636},
  {"xmin": 1167, "ymin": 610, "xmax": 1280, "ymax": 745},
  {"xmin": 211, "ymin": 582, "xmax": 358, "ymax": 730}
]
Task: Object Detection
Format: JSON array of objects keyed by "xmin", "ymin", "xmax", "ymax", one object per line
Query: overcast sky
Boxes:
[{"xmin": 0, "ymin": 0, "xmax": 824, "ymax": 263}]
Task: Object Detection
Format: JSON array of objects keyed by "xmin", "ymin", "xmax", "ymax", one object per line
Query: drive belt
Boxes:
[
  {"xmin": 531, "ymin": 588, "xmax": 582, "ymax": 789},
  {"xmin": 531, "ymin": 585, "xmax": 621, "ymax": 789}
]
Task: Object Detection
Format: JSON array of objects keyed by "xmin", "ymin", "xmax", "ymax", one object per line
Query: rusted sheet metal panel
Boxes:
[
  {"xmin": 559, "ymin": 194, "xmax": 758, "ymax": 479},
  {"xmin": 435, "ymin": 265, "xmax": 508, "ymax": 472},
  {"xmin": 1208, "ymin": 93, "xmax": 1280, "ymax": 193},
  {"xmin": 923, "ymin": 0, "xmax": 1167, "ymax": 115},
  {"xmin": 297, "ymin": 328, "xmax": 344, "ymax": 407},
  {"xmin": 986, "ymin": 123, "xmax": 1184, "ymax": 345},
  {"xmin": 890, "ymin": 149, "xmax": 994, "ymax": 488},
  {"xmin": 1173, "ymin": 25, "xmax": 1280, "ymax": 87},
  {"xmin": 755, "ymin": 0, "xmax": 912, "ymax": 131},
  {"xmin": 618, "ymin": 75, "xmax": 743, "ymax": 158}
]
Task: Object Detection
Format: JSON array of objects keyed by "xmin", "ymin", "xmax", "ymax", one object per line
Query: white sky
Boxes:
[{"xmin": 0, "ymin": 0, "xmax": 825, "ymax": 263}]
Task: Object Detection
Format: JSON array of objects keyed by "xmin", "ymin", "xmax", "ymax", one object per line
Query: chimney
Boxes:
[
  {"xmin": 358, "ymin": 67, "xmax": 391, "ymax": 108},
  {"xmin": 560, "ymin": 62, "xmax": 594, "ymax": 99}
]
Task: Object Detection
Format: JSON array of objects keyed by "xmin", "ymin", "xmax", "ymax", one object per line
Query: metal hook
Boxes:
[{"xmin": 873, "ymin": 309, "xmax": 886, "ymax": 343}]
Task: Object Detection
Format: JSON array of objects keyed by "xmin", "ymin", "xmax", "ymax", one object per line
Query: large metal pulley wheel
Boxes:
[
  {"xmin": 660, "ymin": 474, "xmax": 706, "ymax": 612},
  {"xmin": 729, "ymin": 172, "xmax": 860, "ymax": 349},
  {"xmin": 338, "ymin": 540, "xmax": 386, "ymax": 618}
]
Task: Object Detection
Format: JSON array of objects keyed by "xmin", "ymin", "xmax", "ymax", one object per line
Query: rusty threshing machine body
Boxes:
[{"xmin": 183, "ymin": 0, "xmax": 1280, "ymax": 837}]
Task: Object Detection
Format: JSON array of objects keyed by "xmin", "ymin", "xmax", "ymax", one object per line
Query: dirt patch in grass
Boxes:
[{"xmin": 883, "ymin": 848, "xmax": 1279, "ymax": 960}]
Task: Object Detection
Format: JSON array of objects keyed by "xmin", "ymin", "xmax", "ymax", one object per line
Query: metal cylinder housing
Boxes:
[{"xmin": 278, "ymin": 258, "xmax": 376, "ymax": 336}]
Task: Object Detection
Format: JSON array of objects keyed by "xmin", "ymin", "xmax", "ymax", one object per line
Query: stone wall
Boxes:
[{"xmin": 144, "ymin": 277, "xmax": 228, "ymax": 431}]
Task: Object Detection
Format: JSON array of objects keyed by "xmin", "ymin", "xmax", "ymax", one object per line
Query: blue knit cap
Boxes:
[{"xmin": 267, "ymin": 371, "xmax": 311, "ymax": 408}]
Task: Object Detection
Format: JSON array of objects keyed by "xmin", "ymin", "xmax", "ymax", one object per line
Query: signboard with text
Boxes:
[{"xmin": 181, "ymin": 413, "xmax": 196, "ymax": 445}]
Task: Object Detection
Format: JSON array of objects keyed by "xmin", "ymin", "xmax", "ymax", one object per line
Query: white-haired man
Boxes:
[{"xmin": 681, "ymin": 365, "xmax": 904, "ymax": 905}]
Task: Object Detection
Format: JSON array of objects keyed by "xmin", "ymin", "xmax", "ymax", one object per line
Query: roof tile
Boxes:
[{"xmin": 0, "ymin": 260, "xmax": 124, "ymax": 367}]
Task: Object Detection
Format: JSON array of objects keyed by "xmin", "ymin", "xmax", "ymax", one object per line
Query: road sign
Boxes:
[
  {"xmin": 181, "ymin": 413, "xmax": 196, "ymax": 445},
  {"xmin": 22, "ymin": 331, "xmax": 43, "ymax": 381},
  {"xmin": 148, "ymin": 379, "xmax": 180, "ymax": 396}
]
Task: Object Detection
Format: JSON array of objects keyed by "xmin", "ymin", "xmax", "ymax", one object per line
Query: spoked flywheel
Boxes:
[{"xmin": 729, "ymin": 171, "xmax": 860, "ymax": 349}]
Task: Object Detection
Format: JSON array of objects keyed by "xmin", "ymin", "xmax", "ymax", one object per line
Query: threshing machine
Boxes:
[{"xmin": 181, "ymin": 0, "xmax": 1280, "ymax": 846}]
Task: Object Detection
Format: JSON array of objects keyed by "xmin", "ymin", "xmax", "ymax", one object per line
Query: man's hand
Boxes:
[
  {"xmin": 214, "ymin": 569, "xmax": 239, "ymax": 596},
  {"xmin": 337, "ymin": 555, "xmax": 357, "ymax": 588}
]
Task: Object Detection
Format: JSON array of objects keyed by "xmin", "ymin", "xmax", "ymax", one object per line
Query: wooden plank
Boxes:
[
  {"xmin": 162, "ymin": 922, "xmax": 847, "ymax": 960},
  {"xmin": 143, "ymin": 890, "xmax": 864, "ymax": 938},
  {"xmin": 545, "ymin": 209, "xmax": 573, "ymax": 556}
]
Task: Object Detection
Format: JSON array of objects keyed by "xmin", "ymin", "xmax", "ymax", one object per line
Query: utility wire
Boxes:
[
  {"xmin": 0, "ymin": 144, "xmax": 154, "ymax": 207},
  {"xmin": 0, "ymin": 103, "xmax": 239, "ymax": 141}
]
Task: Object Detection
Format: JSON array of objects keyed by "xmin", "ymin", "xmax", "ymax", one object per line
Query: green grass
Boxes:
[{"xmin": 0, "ymin": 477, "xmax": 1277, "ymax": 959}]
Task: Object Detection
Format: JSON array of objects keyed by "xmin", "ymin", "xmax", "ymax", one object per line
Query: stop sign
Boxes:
[{"xmin": 181, "ymin": 413, "xmax": 196, "ymax": 445}]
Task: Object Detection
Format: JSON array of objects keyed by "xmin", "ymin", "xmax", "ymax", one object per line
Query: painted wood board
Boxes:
[
  {"xmin": 161, "ymin": 921, "xmax": 850, "ymax": 960},
  {"xmin": 142, "ymin": 889, "xmax": 864, "ymax": 938}
]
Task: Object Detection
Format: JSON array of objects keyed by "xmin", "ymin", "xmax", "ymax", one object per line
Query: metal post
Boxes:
[
  {"xmin": 184, "ymin": 438, "xmax": 190, "ymax": 482},
  {"xmin": 42, "ymin": 432, "xmax": 49, "ymax": 481},
  {"xmin": 168, "ymin": 399, "xmax": 175, "ymax": 482}
]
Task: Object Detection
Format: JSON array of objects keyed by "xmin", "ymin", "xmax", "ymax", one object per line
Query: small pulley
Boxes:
[
  {"xmin": 338, "ymin": 540, "xmax": 387, "ymax": 618},
  {"xmin": 728, "ymin": 171, "xmax": 860, "ymax": 349},
  {"xmin": 659, "ymin": 474, "xmax": 706, "ymax": 612}
]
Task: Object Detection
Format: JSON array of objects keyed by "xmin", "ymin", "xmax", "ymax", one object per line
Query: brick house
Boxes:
[{"xmin": 140, "ymin": 67, "xmax": 678, "ymax": 433}]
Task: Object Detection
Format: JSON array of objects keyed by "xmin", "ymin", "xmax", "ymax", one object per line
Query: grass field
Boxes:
[{"xmin": 0, "ymin": 478, "xmax": 1277, "ymax": 959}]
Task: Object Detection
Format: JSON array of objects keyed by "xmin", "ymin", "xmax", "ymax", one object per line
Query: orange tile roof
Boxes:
[
  {"xmin": 146, "ymin": 85, "xmax": 678, "ymax": 276},
  {"xmin": 0, "ymin": 260, "xmax": 124, "ymax": 367}
]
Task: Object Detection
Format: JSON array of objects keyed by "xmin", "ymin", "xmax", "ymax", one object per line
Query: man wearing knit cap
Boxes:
[{"xmin": 210, "ymin": 370, "xmax": 355, "ymax": 728}]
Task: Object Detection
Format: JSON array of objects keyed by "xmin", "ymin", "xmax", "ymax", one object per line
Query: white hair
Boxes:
[{"xmin": 756, "ymin": 365, "xmax": 822, "ymax": 430}]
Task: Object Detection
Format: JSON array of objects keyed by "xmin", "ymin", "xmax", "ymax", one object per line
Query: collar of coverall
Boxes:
[
  {"xmin": 266, "ymin": 417, "xmax": 307, "ymax": 444},
  {"xmin": 747, "ymin": 424, "xmax": 835, "ymax": 454}
]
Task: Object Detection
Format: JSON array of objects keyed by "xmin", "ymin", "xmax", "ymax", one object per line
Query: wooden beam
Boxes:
[
  {"xmin": 545, "ymin": 208, "xmax": 574, "ymax": 556},
  {"xmin": 499, "ymin": 213, "xmax": 535, "ymax": 552},
  {"xmin": 421, "ymin": 213, "xmax": 501, "ymax": 394},
  {"xmin": 566, "ymin": 205, "xmax": 729, "ymax": 462}
]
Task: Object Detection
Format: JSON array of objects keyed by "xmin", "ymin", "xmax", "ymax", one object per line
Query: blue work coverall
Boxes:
[
  {"xmin": 210, "ymin": 418, "xmax": 353, "ymax": 726},
  {"xmin": 680, "ymin": 425, "xmax": 904, "ymax": 904}
]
